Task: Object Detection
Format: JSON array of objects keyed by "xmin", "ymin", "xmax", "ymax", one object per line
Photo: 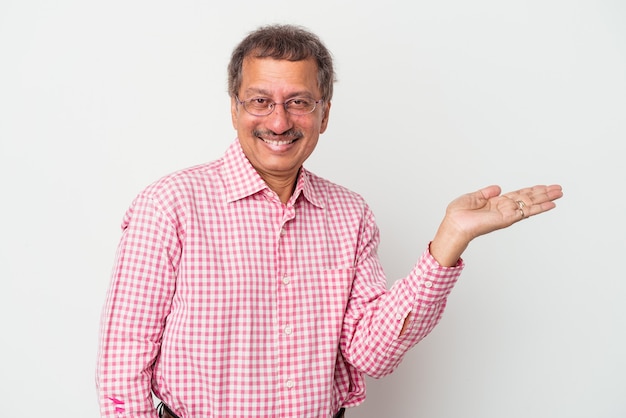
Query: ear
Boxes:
[
  {"xmin": 319, "ymin": 101, "xmax": 331, "ymax": 134},
  {"xmin": 230, "ymin": 96, "xmax": 239, "ymax": 130}
]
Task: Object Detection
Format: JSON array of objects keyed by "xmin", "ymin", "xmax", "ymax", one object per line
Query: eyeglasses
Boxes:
[{"xmin": 236, "ymin": 96, "xmax": 323, "ymax": 116}]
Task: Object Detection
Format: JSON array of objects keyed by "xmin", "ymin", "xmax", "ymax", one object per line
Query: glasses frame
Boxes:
[{"xmin": 235, "ymin": 96, "xmax": 324, "ymax": 116}]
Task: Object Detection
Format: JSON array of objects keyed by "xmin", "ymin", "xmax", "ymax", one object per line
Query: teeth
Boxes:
[{"xmin": 262, "ymin": 138, "xmax": 294, "ymax": 146}]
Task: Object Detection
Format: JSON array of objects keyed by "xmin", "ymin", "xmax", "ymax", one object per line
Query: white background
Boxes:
[{"xmin": 1, "ymin": 0, "xmax": 625, "ymax": 417}]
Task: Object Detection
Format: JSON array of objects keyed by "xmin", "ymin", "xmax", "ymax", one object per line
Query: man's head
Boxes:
[
  {"xmin": 228, "ymin": 24, "xmax": 335, "ymax": 102},
  {"xmin": 228, "ymin": 24, "xmax": 336, "ymax": 199}
]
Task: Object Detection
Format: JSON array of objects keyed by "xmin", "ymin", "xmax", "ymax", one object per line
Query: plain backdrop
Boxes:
[{"xmin": 1, "ymin": 0, "xmax": 625, "ymax": 417}]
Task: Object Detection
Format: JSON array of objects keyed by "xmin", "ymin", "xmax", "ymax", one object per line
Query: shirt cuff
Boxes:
[{"xmin": 406, "ymin": 244, "xmax": 464, "ymax": 304}]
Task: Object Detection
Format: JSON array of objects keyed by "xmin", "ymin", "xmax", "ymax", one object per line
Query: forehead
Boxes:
[{"xmin": 240, "ymin": 57, "xmax": 320, "ymax": 97}]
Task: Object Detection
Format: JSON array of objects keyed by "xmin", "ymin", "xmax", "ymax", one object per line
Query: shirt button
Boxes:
[
  {"xmin": 284, "ymin": 326, "xmax": 293, "ymax": 335},
  {"xmin": 395, "ymin": 313, "xmax": 403, "ymax": 321},
  {"xmin": 285, "ymin": 379, "xmax": 295, "ymax": 389},
  {"xmin": 424, "ymin": 281, "xmax": 433, "ymax": 288},
  {"xmin": 282, "ymin": 275, "xmax": 290, "ymax": 285},
  {"xmin": 280, "ymin": 227, "xmax": 287, "ymax": 236}
]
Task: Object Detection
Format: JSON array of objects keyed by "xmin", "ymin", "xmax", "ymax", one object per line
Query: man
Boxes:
[{"xmin": 96, "ymin": 24, "xmax": 563, "ymax": 418}]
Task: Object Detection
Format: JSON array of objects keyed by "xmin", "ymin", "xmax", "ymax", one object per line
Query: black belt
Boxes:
[{"xmin": 158, "ymin": 402, "xmax": 346, "ymax": 417}]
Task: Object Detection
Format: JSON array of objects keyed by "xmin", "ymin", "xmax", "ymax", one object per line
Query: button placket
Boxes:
[{"xmin": 276, "ymin": 206, "xmax": 298, "ymax": 400}]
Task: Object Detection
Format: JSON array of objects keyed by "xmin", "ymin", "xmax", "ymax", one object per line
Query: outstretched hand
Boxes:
[{"xmin": 429, "ymin": 184, "xmax": 563, "ymax": 266}]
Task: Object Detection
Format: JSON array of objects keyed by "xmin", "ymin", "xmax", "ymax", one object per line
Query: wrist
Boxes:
[{"xmin": 430, "ymin": 219, "xmax": 472, "ymax": 267}]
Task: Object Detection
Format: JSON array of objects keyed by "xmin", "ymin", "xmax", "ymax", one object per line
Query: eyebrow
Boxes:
[{"xmin": 242, "ymin": 88, "xmax": 315, "ymax": 99}]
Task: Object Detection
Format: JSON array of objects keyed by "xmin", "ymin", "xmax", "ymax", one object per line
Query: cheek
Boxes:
[{"xmin": 232, "ymin": 112, "xmax": 257, "ymax": 133}]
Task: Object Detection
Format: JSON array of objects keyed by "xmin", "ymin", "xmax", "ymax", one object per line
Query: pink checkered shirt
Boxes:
[{"xmin": 96, "ymin": 140, "xmax": 463, "ymax": 418}]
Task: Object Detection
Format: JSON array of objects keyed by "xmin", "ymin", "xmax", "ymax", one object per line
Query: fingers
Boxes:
[{"xmin": 503, "ymin": 184, "xmax": 563, "ymax": 219}]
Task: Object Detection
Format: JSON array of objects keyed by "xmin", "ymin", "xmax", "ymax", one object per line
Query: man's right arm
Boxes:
[{"xmin": 96, "ymin": 194, "xmax": 180, "ymax": 418}]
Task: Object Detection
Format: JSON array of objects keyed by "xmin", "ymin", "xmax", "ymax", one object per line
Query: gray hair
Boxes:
[{"xmin": 227, "ymin": 24, "xmax": 335, "ymax": 101}]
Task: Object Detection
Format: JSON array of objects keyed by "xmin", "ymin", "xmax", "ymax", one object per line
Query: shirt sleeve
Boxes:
[
  {"xmin": 96, "ymin": 193, "xmax": 181, "ymax": 418},
  {"xmin": 340, "ymin": 209, "xmax": 464, "ymax": 379}
]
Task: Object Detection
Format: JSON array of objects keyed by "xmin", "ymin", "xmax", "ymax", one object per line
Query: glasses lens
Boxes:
[
  {"xmin": 244, "ymin": 98, "xmax": 272, "ymax": 116},
  {"xmin": 285, "ymin": 98, "xmax": 316, "ymax": 115}
]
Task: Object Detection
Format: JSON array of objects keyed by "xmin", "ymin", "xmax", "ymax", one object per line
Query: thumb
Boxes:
[
  {"xmin": 477, "ymin": 185, "xmax": 502, "ymax": 201},
  {"xmin": 448, "ymin": 185, "xmax": 502, "ymax": 213}
]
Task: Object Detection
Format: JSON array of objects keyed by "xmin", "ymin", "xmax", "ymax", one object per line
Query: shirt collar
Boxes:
[
  {"xmin": 297, "ymin": 167, "xmax": 325, "ymax": 209},
  {"xmin": 222, "ymin": 139, "xmax": 324, "ymax": 209}
]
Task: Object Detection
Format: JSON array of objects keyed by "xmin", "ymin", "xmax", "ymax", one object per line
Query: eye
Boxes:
[
  {"xmin": 287, "ymin": 98, "xmax": 313, "ymax": 109},
  {"xmin": 250, "ymin": 97, "xmax": 270, "ymax": 105}
]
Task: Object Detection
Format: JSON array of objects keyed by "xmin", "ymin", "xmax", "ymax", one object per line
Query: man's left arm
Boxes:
[{"xmin": 340, "ymin": 184, "xmax": 562, "ymax": 378}]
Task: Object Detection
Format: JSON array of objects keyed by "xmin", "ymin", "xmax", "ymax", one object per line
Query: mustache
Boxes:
[{"xmin": 253, "ymin": 129, "xmax": 304, "ymax": 141}]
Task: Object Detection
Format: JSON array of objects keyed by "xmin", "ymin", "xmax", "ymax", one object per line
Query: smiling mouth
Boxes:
[{"xmin": 254, "ymin": 129, "xmax": 303, "ymax": 147}]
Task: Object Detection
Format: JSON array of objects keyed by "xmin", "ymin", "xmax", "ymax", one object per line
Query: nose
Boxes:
[{"xmin": 266, "ymin": 103, "xmax": 293, "ymax": 134}]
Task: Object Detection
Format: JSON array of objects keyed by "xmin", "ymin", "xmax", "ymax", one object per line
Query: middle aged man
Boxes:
[{"xmin": 96, "ymin": 24, "xmax": 563, "ymax": 418}]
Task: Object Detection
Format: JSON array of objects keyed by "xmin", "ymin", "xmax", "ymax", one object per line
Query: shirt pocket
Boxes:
[{"xmin": 293, "ymin": 268, "xmax": 356, "ymax": 340}]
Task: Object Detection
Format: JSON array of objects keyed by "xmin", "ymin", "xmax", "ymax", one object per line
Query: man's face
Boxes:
[{"xmin": 231, "ymin": 57, "xmax": 331, "ymax": 185}]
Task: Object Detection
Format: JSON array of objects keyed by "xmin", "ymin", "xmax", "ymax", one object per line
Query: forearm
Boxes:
[
  {"xmin": 97, "ymin": 261, "xmax": 173, "ymax": 417},
  {"xmin": 342, "ymin": 248, "xmax": 463, "ymax": 378},
  {"xmin": 96, "ymin": 332, "xmax": 159, "ymax": 418},
  {"xmin": 96, "ymin": 266, "xmax": 165, "ymax": 418}
]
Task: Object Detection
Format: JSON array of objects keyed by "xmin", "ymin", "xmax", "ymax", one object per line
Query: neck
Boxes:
[{"xmin": 262, "ymin": 172, "xmax": 299, "ymax": 204}]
